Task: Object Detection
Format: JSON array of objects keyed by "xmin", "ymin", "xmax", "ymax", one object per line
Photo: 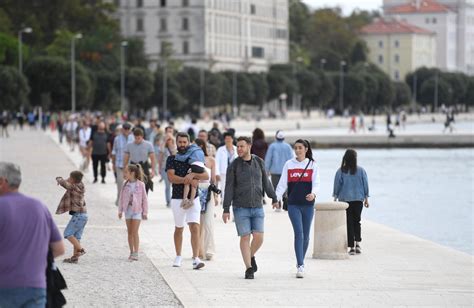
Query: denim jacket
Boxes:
[
  {"xmin": 118, "ymin": 180, "xmax": 148, "ymax": 215},
  {"xmin": 333, "ymin": 166, "xmax": 369, "ymax": 202}
]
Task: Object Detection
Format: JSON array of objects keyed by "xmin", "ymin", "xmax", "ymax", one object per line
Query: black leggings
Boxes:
[
  {"xmin": 346, "ymin": 201, "xmax": 363, "ymax": 248},
  {"xmin": 92, "ymin": 154, "xmax": 107, "ymax": 180}
]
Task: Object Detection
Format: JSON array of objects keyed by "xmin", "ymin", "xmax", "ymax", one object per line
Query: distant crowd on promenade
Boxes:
[{"xmin": 2, "ymin": 110, "xmax": 373, "ymax": 306}]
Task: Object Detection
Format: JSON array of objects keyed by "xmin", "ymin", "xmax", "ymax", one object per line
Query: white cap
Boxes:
[{"xmin": 276, "ymin": 130, "xmax": 285, "ymax": 140}]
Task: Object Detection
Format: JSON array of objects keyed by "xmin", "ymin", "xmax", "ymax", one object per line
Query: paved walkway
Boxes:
[
  {"xmin": 0, "ymin": 129, "xmax": 181, "ymax": 306},
  {"xmin": 1, "ymin": 129, "xmax": 473, "ymax": 307}
]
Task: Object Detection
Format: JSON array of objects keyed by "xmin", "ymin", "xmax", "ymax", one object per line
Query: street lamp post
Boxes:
[
  {"xmin": 232, "ymin": 71, "xmax": 237, "ymax": 117},
  {"xmin": 162, "ymin": 61, "xmax": 168, "ymax": 120},
  {"xmin": 339, "ymin": 60, "xmax": 346, "ymax": 113},
  {"xmin": 199, "ymin": 64, "xmax": 205, "ymax": 118},
  {"xmin": 71, "ymin": 33, "xmax": 83, "ymax": 113},
  {"xmin": 320, "ymin": 58, "xmax": 326, "ymax": 71},
  {"xmin": 18, "ymin": 27, "xmax": 32, "ymax": 73},
  {"xmin": 120, "ymin": 41, "xmax": 128, "ymax": 115},
  {"xmin": 412, "ymin": 73, "xmax": 417, "ymax": 111},
  {"xmin": 434, "ymin": 71, "xmax": 439, "ymax": 112}
]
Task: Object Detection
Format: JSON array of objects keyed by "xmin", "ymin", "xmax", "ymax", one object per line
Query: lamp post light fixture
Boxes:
[
  {"xmin": 320, "ymin": 58, "xmax": 326, "ymax": 71},
  {"xmin": 18, "ymin": 27, "xmax": 32, "ymax": 73},
  {"xmin": 71, "ymin": 33, "xmax": 83, "ymax": 113},
  {"xmin": 339, "ymin": 60, "xmax": 346, "ymax": 113},
  {"xmin": 120, "ymin": 41, "xmax": 128, "ymax": 115}
]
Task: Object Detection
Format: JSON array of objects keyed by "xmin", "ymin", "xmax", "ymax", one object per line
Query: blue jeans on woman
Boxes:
[{"xmin": 288, "ymin": 204, "xmax": 314, "ymax": 266}]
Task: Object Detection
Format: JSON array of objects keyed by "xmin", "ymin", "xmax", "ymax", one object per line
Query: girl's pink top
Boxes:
[{"xmin": 118, "ymin": 180, "xmax": 148, "ymax": 215}]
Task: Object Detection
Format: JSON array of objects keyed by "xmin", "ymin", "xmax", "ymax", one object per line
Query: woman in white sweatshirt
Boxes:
[{"xmin": 276, "ymin": 139, "xmax": 320, "ymax": 279}]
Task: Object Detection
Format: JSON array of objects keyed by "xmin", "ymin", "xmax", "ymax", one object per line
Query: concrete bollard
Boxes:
[{"xmin": 313, "ymin": 201, "xmax": 349, "ymax": 260}]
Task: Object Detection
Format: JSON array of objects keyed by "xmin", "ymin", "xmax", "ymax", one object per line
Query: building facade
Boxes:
[
  {"xmin": 383, "ymin": 0, "xmax": 474, "ymax": 74},
  {"xmin": 360, "ymin": 18, "xmax": 436, "ymax": 80},
  {"xmin": 113, "ymin": 0, "xmax": 289, "ymax": 72}
]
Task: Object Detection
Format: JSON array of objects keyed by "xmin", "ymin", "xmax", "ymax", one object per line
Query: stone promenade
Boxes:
[{"xmin": 1, "ymin": 129, "xmax": 472, "ymax": 307}]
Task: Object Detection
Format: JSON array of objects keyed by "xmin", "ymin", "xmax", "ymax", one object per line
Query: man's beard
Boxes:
[{"xmin": 178, "ymin": 146, "xmax": 187, "ymax": 154}]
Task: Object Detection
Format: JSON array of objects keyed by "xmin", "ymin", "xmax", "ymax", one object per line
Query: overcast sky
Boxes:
[{"xmin": 301, "ymin": 0, "xmax": 383, "ymax": 15}]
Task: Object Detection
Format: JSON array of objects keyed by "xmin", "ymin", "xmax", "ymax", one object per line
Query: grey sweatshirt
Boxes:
[{"xmin": 223, "ymin": 154, "xmax": 278, "ymax": 213}]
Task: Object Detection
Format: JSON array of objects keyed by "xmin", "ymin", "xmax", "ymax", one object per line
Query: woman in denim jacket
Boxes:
[{"xmin": 333, "ymin": 149, "xmax": 369, "ymax": 255}]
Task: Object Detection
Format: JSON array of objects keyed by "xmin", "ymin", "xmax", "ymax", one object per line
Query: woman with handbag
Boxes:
[
  {"xmin": 275, "ymin": 139, "xmax": 320, "ymax": 278},
  {"xmin": 333, "ymin": 149, "xmax": 369, "ymax": 255}
]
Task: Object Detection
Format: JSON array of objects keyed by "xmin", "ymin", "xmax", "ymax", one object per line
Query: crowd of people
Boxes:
[{"xmin": 0, "ymin": 113, "xmax": 372, "ymax": 306}]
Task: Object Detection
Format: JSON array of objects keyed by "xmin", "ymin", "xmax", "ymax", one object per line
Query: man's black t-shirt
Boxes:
[{"xmin": 165, "ymin": 155, "xmax": 199, "ymax": 199}]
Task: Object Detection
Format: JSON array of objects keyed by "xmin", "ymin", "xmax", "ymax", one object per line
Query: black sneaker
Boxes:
[
  {"xmin": 101, "ymin": 179, "xmax": 106, "ymax": 184},
  {"xmin": 245, "ymin": 267, "xmax": 254, "ymax": 279},
  {"xmin": 251, "ymin": 256, "xmax": 258, "ymax": 273},
  {"xmin": 355, "ymin": 244, "xmax": 361, "ymax": 254},
  {"xmin": 349, "ymin": 248, "xmax": 356, "ymax": 255},
  {"xmin": 93, "ymin": 178, "xmax": 98, "ymax": 184}
]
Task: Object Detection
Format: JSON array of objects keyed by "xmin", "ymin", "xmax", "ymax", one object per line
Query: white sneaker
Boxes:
[
  {"xmin": 192, "ymin": 257, "xmax": 205, "ymax": 270},
  {"xmin": 275, "ymin": 208, "xmax": 282, "ymax": 212},
  {"xmin": 173, "ymin": 256, "xmax": 182, "ymax": 267},
  {"xmin": 296, "ymin": 265, "xmax": 304, "ymax": 278}
]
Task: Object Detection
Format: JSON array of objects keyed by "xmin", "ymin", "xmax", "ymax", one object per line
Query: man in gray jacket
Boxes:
[{"xmin": 222, "ymin": 136, "xmax": 279, "ymax": 279}]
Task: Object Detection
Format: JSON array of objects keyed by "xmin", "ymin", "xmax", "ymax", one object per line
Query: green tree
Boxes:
[
  {"xmin": 392, "ymin": 81, "xmax": 412, "ymax": 108},
  {"xmin": 0, "ymin": 32, "xmax": 23, "ymax": 66},
  {"xmin": 315, "ymin": 71, "xmax": 335, "ymax": 109},
  {"xmin": 0, "ymin": 8, "xmax": 12, "ymax": 33},
  {"xmin": 296, "ymin": 69, "xmax": 321, "ymax": 112},
  {"xmin": 125, "ymin": 38, "xmax": 148, "ymax": 68},
  {"xmin": 125, "ymin": 67, "xmax": 154, "ymax": 111},
  {"xmin": 289, "ymin": 0, "xmax": 311, "ymax": 46},
  {"xmin": 24, "ymin": 56, "xmax": 92, "ymax": 111},
  {"xmin": 1, "ymin": 0, "xmax": 118, "ymax": 48},
  {"xmin": 442, "ymin": 72, "xmax": 467, "ymax": 105},
  {"xmin": 151, "ymin": 68, "xmax": 185, "ymax": 115},
  {"xmin": 419, "ymin": 76, "xmax": 452, "ymax": 110},
  {"xmin": 0, "ymin": 65, "xmax": 30, "ymax": 110},
  {"xmin": 92, "ymin": 70, "xmax": 119, "ymax": 111},
  {"xmin": 405, "ymin": 67, "xmax": 440, "ymax": 103},
  {"xmin": 464, "ymin": 77, "xmax": 474, "ymax": 110},
  {"xmin": 247, "ymin": 73, "xmax": 269, "ymax": 108},
  {"xmin": 350, "ymin": 40, "xmax": 368, "ymax": 65},
  {"xmin": 204, "ymin": 72, "xmax": 230, "ymax": 107},
  {"xmin": 351, "ymin": 62, "xmax": 394, "ymax": 112},
  {"xmin": 329, "ymin": 72, "xmax": 367, "ymax": 112}
]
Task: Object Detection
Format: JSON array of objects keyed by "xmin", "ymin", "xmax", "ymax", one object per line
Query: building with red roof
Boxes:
[
  {"xmin": 360, "ymin": 18, "xmax": 436, "ymax": 80},
  {"xmin": 383, "ymin": 0, "xmax": 474, "ymax": 74}
]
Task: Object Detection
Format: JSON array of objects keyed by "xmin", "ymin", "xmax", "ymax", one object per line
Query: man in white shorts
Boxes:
[{"xmin": 166, "ymin": 132, "xmax": 209, "ymax": 270}]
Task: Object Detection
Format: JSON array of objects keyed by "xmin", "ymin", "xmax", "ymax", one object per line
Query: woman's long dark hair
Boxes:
[
  {"xmin": 341, "ymin": 149, "xmax": 357, "ymax": 174},
  {"xmin": 252, "ymin": 128, "xmax": 265, "ymax": 141},
  {"xmin": 294, "ymin": 139, "xmax": 314, "ymax": 161},
  {"xmin": 194, "ymin": 138, "xmax": 208, "ymax": 157}
]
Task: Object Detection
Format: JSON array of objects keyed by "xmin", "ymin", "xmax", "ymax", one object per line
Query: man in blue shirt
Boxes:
[
  {"xmin": 111, "ymin": 122, "xmax": 134, "ymax": 205},
  {"xmin": 264, "ymin": 130, "xmax": 293, "ymax": 212}
]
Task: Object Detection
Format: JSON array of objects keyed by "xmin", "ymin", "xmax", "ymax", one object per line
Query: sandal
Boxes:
[
  {"xmin": 76, "ymin": 248, "xmax": 86, "ymax": 256},
  {"xmin": 63, "ymin": 255, "xmax": 79, "ymax": 264},
  {"xmin": 130, "ymin": 252, "xmax": 138, "ymax": 261}
]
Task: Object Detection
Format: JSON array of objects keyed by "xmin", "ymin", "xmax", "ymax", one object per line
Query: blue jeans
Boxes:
[
  {"xmin": 0, "ymin": 287, "xmax": 46, "ymax": 308},
  {"xmin": 233, "ymin": 207, "xmax": 265, "ymax": 237},
  {"xmin": 288, "ymin": 204, "xmax": 314, "ymax": 266},
  {"xmin": 161, "ymin": 169, "xmax": 171, "ymax": 204}
]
